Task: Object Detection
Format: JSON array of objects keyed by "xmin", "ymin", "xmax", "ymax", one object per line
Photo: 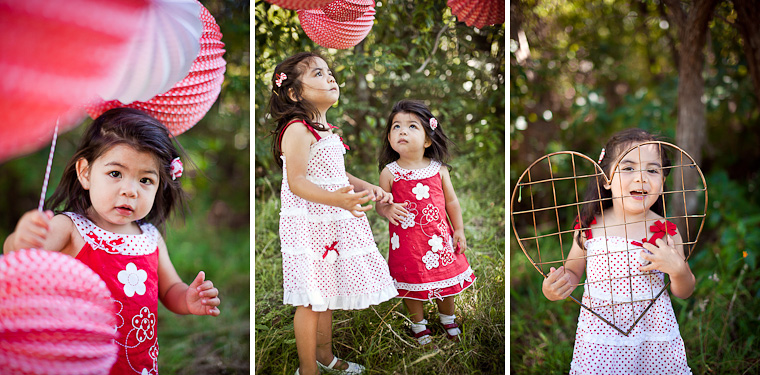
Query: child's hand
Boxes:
[
  {"xmin": 542, "ymin": 266, "xmax": 575, "ymax": 301},
  {"xmin": 186, "ymin": 271, "xmax": 221, "ymax": 316},
  {"xmin": 333, "ymin": 185, "xmax": 373, "ymax": 217},
  {"xmin": 639, "ymin": 237, "xmax": 688, "ymax": 276},
  {"xmin": 385, "ymin": 202, "xmax": 409, "ymax": 225},
  {"xmin": 11, "ymin": 210, "xmax": 54, "ymax": 250},
  {"xmin": 369, "ymin": 185, "xmax": 394, "ymax": 204},
  {"xmin": 453, "ymin": 229, "xmax": 467, "ymax": 254}
]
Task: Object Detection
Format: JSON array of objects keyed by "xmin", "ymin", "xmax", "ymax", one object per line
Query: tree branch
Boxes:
[{"xmin": 416, "ymin": 23, "xmax": 450, "ymax": 73}]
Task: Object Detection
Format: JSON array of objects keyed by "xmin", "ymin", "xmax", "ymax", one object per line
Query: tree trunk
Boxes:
[
  {"xmin": 662, "ymin": 0, "xmax": 718, "ymax": 245},
  {"xmin": 733, "ymin": 0, "xmax": 760, "ymax": 109}
]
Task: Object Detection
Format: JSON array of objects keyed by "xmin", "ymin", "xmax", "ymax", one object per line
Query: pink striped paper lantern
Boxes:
[
  {"xmin": 0, "ymin": 249, "xmax": 117, "ymax": 375},
  {"xmin": 0, "ymin": 0, "xmax": 147, "ymax": 162}
]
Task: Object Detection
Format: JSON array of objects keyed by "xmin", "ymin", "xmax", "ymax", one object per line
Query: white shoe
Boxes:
[{"xmin": 317, "ymin": 356, "xmax": 365, "ymax": 374}]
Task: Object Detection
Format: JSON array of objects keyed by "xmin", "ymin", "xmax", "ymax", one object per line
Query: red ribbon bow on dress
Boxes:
[
  {"xmin": 631, "ymin": 220, "xmax": 677, "ymax": 247},
  {"xmin": 328, "ymin": 124, "xmax": 350, "ymax": 150},
  {"xmin": 393, "ymin": 170, "xmax": 414, "ymax": 182},
  {"xmin": 322, "ymin": 241, "xmax": 339, "ymax": 264},
  {"xmin": 86, "ymin": 231, "xmax": 125, "ymax": 254}
]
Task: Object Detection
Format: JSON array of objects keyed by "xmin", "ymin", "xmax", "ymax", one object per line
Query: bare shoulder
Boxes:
[
  {"xmin": 438, "ymin": 164, "xmax": 451, "ymax": 179},
  {"xmin": 49, "ymin": 214, "xmax": 81, "ymax": 255}
]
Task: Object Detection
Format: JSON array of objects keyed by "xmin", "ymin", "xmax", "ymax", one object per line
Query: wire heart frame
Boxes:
[{"xmin": 511, "ymin": 141, "xmax": 708, "ymax": 336}]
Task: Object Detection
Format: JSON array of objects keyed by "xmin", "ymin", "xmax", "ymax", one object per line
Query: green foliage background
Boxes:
[
  {"xmin": 254, "ymin": 0, "xmax": 506, "ymax": 373},
  {"xmin": 0, "ymin": 1, "xmax": 250, "ymax": 373},
  {"xmin": 511, "ymin": 1, "xmax": 760, "ymax": 373}
]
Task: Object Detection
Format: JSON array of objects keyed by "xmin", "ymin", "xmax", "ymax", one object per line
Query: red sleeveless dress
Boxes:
[
  {"xmin": 386, "ymin": 161, "xmax": 475, "ymax": 301},
  {"xmin": 65, "ymin": 212, "xmax": 160, "ymax": 375}
]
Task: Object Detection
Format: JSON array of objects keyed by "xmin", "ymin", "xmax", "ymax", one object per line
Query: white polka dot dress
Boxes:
[
  {"xmin": 570, "ymin": 235, "xmax": 692, "ymax": 374},
  {"xmin": 279, "ymin": 122, "xmax": 397, "ymax": 312}
]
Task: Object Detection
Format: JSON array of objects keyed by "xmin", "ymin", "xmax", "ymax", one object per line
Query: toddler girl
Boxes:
[
  {"xmin": 268, "ymin": 51, "xmax": 397, "ymax": 375},
  {"xmin": 4, "ymin": 108, "xmax": 221, "ymax": 375},
  {"xmin": 542, "ymin": 128, "xmax": 695, "ymax": 374},
  {"xmin": 376, "ymin": 100, "xmax": 476, "ymax": 345}
]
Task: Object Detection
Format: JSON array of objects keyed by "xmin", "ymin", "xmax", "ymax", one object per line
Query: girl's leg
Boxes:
[
  {"xmin": 434, "ymin": 296, "xmax": 456, "ymax": 316},
  {"xmin": 403, "ymin": 299, "xmax": 425, "ymax": 323},
  {"xmin": 435, "ymin": 296, "xmax": 461, "ymax": 340},
  {"xmin": 315, "ymin": 309, "xmax": 344, "ymax": 370},
  {"xmin": 294, "ymin": 306, "xmax": 319, "ymax": 375},
  {"xmin": 404, "ymin": 299, "xmax": 432, "ymax": 344}
]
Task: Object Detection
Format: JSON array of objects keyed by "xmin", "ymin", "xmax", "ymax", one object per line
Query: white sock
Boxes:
[
  {"xmin": 410, "ymin": 319, "xmax": 431, "ymax": 344},
  {"xmin": 439, "ymin": 313, "xmax": 461, "ymax": 336}
]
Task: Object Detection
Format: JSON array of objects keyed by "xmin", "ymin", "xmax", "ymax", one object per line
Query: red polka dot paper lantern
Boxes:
[
  {"xmin": 298, "ymin": 8, "xmax": 376, "ymax": 50},
  {"xmin": 447, "ymin": 0, "xmax": 504, "ymax": 29},
  {"xmin": 0, "ymin": 249, "xmax": 117, "ymax": 375},
  {"xmin": 86, "ymin": 3, "xmax": 226, "ymax": 136},
  {"xmin": 321, "ymin": 0, "xmax": 375, "ymax": 22},
  {"xmin": 0, "ymin": 0, "xmax": 147, "ymax": 162},
  {"xmin": 264, "ymin": 0, "xmax": 333, "ymax": 10}
]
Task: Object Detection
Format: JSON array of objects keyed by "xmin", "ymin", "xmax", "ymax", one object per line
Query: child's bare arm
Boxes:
[
  {"xmin": 281, "ymin": 125, "xmax": 372, "ymax": 216},
  {"xmin": 4, "ymin": 210, "xmax": 77, "ymax": 256},
  {"xmin": 346, "ymin": 172, "xmax": 393, "ymax": 204},
  {"xmin": 157, "ymin": 236, "xmax": 220, "ymax": 316},
  {"xmin": 375, "ymin": 168, "xmax": 407, "ymax": 225},
  {"xmin": 440, "ymin": 167, "xmax": 466, "ymax": 253},
  {"xmin": 542, "ymin": 233, "xmax": 586, "ymax": 301}
]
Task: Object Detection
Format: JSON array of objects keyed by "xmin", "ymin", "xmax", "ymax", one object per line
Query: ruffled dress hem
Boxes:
[{"xmin": 283, "ymin": 283, "xmax": 398, "ymax": 312}]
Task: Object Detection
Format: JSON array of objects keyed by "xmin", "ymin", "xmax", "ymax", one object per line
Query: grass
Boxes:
[
  {"xmin": 157, "ymin": 203, "xmax": 250, "ymax": 374},
  {"xmin": 254, "ymin": 175, "xmax": 505, "ymax": 374}
]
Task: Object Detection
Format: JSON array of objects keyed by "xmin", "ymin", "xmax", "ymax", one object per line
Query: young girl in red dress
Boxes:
[
  {"xmin": 542, "ymin": 129, "xmax": 695, "ymax": 374},
  {"xmin": 376, "ymin": 100, "xmax": 476, "ymax": 345},
  {"xmin": 268, "ymin": 52, "xmax": 397, "ymax": 375},
  {"xmin": 4, "ymin": 108, "xmax": 221, "ymax": 375}
]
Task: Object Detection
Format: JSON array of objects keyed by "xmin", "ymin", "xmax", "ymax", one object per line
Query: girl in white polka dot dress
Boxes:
[
  {"xmin": 542, "ymin": 129, "xmax": 695, "ymax": 374},
  {"xmin": 4, "ymin": 108, "xmax": 221, "ymax": 375},
  {"xmin": 267, "ymin": 52, "xmax": 398, "ymax": 375}
]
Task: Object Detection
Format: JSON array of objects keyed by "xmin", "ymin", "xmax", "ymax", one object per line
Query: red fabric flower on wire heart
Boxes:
[{"xmin": 631, "ymin": 220, "xmax": 677, "ymax": 247}]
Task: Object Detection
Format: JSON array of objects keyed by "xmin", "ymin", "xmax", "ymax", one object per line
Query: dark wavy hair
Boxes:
[
  {"xmin": 575, "ymin": 128, "xmax": 671, "ymax": 248},
  {"xmin": 378, "ymin": 100, "xmax": 452, "ymax": 171},
  {"xmin": 268, "ymin": 51, "xmax": 334, "ymax": 168},
  {"xmin": 46, "ymin": 108, "xmax": 187, "ymax": 233}
]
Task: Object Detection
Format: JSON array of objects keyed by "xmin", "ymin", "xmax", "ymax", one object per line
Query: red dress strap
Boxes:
[
  {"xmin": 277, "ymin": 120, "xmax": 350, "ymax": 151},
  {"xmin": 573, "ymin": 217, "xmax": 597, "ymax": 239},
  {"xmin": 277, "ymin": 119, "xmax": 321, "ymax": 151}
]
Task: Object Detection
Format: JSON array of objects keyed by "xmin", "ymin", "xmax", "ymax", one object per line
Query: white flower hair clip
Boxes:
[
  {"xmin": 275, "ymin": 72, "xmax": 287, "ymax": 87},
  {"xmin": 430, "ymin": 117, "xmax": 438, "ymax": 130},
  {"xmin": 170, "ymin": 157, "xmax": 183, "ymax": 180}
]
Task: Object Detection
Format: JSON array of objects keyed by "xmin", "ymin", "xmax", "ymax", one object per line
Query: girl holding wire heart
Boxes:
[
  {"xmin": 4, "ymin": 108, "xmax": 221, "ymax": 375},
  {"xmin": 542, "ymin": 128, "xmax": 695, "ymax": 374}
]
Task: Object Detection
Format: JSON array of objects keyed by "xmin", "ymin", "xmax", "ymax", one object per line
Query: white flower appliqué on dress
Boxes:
[
  {"xmin": 412, "ymin": 183, "xmax": 430, "ymax": 200},
  {"xmin": 391, "ymin": 232, "xmax": 400, "ymax": 250},
  {"xmin": 132, "ymin": 306, "xmax": 156, "ymax": 343},
  {"xmin": 399, "ymin": 211, "xmax": 416, "ymax": 229},
  {"xmin": 118, "ymin": 262, "xmax": 147, "ymax": 297},
  {"xmin": 422, "ymin": 251, "xmax": 440, "ymax": 270},
  {"xmin": 428, "ymin": 235, "xmax": 444, "ymax": 253}
]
